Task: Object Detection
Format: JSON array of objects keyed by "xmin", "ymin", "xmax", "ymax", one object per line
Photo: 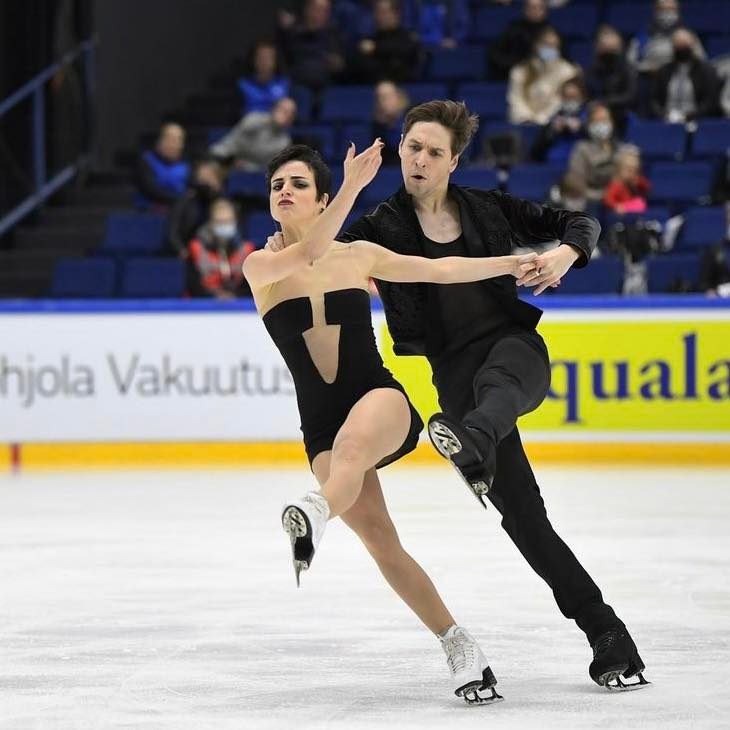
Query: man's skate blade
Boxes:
[
  {"xmin": 456, "ymin": 682, "xmax": 504, "ymax": 706},
  {"xmin": 601, "ymin": 671, "xmax": 651, "ymax": 691}
]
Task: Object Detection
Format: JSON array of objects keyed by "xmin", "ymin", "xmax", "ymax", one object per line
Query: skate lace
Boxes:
[{"xmin": 443, "ymin": 631, "xmax": 475, "ymax": 675}]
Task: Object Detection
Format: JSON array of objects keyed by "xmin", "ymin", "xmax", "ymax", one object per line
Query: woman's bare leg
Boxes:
[{"xmin": 312, "ymin": 453, "xmax": 455, "ymax": 636}]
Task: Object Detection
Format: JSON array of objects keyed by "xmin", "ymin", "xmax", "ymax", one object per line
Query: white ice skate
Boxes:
[
  {"xmin": 281, "ymin": 491, "xmax": 330, "ymax": 587},
  {"xmin": 440, "ymin": 626, "xmax": 503, "ymax": 705}
]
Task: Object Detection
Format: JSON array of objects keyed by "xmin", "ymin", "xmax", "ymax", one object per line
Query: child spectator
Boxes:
[
  {"xmin": 603, "ymin": 149, "xmax": 651, "ymax": 214},
  {"xmin": 530, "ymin": 76, "xmax": 587, "ymax": 163},
  {"xmin": 188, "ymin": 198, "xmax": 255, "ymax": 299},
  {"xmin": 508, "ymin": 26, "xmax": 577, "ymax": 124},
  {"xmin": 135, "ymin": 122, "xmax": 190, "ymax": 211},
  {"xmin": 210, "ymin": 97, "xmax": 297, "ymax": 171},
  {"xmin": 167, "ymin": 159, "xmax": 226, "ymax": 258},
  {"xmin": 237, "ymin": 39, "xmax": 290, "ymax": 115},
  {"xmin": 372, "ymin": 80, "xmax": 409, "ymax": 165}
]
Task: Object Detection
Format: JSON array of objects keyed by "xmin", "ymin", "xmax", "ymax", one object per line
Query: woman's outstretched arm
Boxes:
[{"xmin": 357, "ymin": 240, "xmax": 539, "ymax": 283}]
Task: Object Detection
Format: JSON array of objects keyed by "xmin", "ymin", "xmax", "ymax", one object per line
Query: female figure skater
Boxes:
[{"xmin": 243, "ymin": 141, "xmax": 537, "ymax": 704}]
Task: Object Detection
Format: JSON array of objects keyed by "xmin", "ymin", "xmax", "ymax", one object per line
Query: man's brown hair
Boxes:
[{"xmin": 402, "ymin": 100, "xmax": 479, "ymax": 156}]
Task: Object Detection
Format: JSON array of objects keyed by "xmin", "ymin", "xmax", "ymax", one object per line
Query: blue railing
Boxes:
[{"xmin": 0, "ymin": 39, "xmax": 96, "ymax": 237}]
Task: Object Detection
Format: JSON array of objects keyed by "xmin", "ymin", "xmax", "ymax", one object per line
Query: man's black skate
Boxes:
[
  {"xmin": 428, "ymin": 414, "xmax": 495, "ymax": 509},
  {"xmin": 589, "ymin": 629, "xmax": 650, "ymax": 691}
]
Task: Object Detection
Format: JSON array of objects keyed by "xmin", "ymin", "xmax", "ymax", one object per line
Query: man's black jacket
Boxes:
[{"xmin": 338, "ymin": 185, "xmax": 600, "ymax": 357}]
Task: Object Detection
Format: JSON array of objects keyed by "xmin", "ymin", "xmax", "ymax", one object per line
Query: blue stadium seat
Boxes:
[
  {"xmin": 339, "ymin": 124, "xmax": 372, "ymax": 160},
  {"xmin": 402, "ymin": 83, "xmax": 449, "ymax": 106},
  {"xmin": 454, "ymin": 82, "xmax": 508, "ymax": 120},
  {"xmin": 120, "ymin": 258, "xmax": 185, "ymax": 298},
  {"xmin": 472, "ymin": 5, "xmax": 520, "ymax": 41},
  {"xmin": 451, "ymin": 166, "xmax": 500, "ymax": 189},
  {"xmin": 706, "ymin": 35, "xmax": 730, "ymax": 59},
  {"xmin": 101, "ymin": 213, "xmax": 166, "ymax": 254},
  {"xmin": 648, "ymin": 162, "xmax": 713, "ymax": 203},
  {"xmin": 320, "ymin": 86, "xmax": 374, "ymax": 123},
  {"xmin": 683, "ymin": 2, "xmax": 729, "ymax": 35},
  {"xmin": 566, "ymin": 39, "xmax": 593, "ymax": 69},
  {"xmin": 207, "ymin": 127, "xmax": 228, "ymax": 147},
  {"xmin": 245, "ymin": 212, "xmax": 274, "ymax": 247},
  {"xmin": 427, "ymin": 46, "xmax": 486, "ymax": 81},
  {"xmin": 51, "ymin": 258, "xmax": 117, "ymax": 298},
  {"xmin": 604, "ymin": 206, "xmax": 671, "ymax": 228},
  {"xmin": 291, "ymin": 124, "xmax": 337, "ymax": 162},
  {"xmin": 692, "ymin": 119, "xmax": 730, "ymax": 158},
  {"xmin": 507, "ymin": 164, "xmax": 563, "ymax": 201},
  {"xmin": 289, "ymin": 85, "xmax": 313, "ymax": 123},
  {"xmin": 340, "ymin": 208, "xmax": 370, "ymax": 237},
  {"xmin": 226, "ymin": 170, "xmax": 267, "ymax": 198},
  {"xmin": 359, "ymin": 168, "xmax": 404, "ymax": 205},
  {"xmin": 676, "ymin": 206, "xmax": 726, "ymax": 249},
  {"xmin": 627, "ymin": 120, "xmax": 686, "ymax": 160},
  {"xmin": 605, "ymin": 3, "xmax": 653, "ymax": 36},
  {"xmin": 551, "ymin": 5, "xmax": 598, "ymax": 38},
  {"xmin": 647, "ymin": 254, "xmax": 701, "ymax": 292},
  {"xmin": 554, "ymin": 256, "xmax": 623, "ymax": 294}
]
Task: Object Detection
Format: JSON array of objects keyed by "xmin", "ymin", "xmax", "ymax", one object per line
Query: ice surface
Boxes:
[{"xmin": 1, "ymin": 465, "xmax": 729, "ymax": 730}]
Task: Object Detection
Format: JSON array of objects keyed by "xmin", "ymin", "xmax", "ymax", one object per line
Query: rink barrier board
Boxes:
[{"xmin": 5, "ymin": 440, "xmax": 730, "ymax": 472}]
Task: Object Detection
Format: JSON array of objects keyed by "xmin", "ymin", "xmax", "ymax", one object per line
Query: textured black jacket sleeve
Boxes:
[
  {"xmin": 491, "ymin": 190, "xmax": 600, "ymax": 267},
  {"xmin": 337, "ymin": 214, "xmax": 380, "ymax": 245}
]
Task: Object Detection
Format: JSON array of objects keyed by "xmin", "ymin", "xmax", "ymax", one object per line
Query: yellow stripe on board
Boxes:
[{"xmin": 9, "ymin": 440, "xmax": 730, "ymax": 471}]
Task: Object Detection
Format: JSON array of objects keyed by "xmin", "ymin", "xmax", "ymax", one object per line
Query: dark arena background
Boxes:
[{"xmin": 1, "ymin": 1, "xmax": 729, "ymax": 728}]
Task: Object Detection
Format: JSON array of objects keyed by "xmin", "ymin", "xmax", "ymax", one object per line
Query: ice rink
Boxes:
[{"xmin": 1, "ymin": 465, "xmax": 729, "ymax": 730}]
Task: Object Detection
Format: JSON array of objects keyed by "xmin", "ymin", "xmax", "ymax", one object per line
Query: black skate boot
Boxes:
[
  {"xmin": 589, "ymin": 629, "xmax": 650, "ymax": 691},
  {"xmin": 428, "ymin": 413, "xmax": 496, "ymax": 510}
]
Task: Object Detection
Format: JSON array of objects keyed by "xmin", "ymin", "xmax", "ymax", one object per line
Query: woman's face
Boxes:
[
  {"xmin": 269, "ymin": 160, "xmax": 324, "ymax": 225},
  {"xmin": 255, "ymin": 44, "xmax": 277, "ymax": 78},
  {"xmin": 375, "ymin": 82, "xmax": 403, "ymax": 118}
]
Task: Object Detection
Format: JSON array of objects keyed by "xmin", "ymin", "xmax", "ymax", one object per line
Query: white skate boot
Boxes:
[
  {"xmin": 440, "ymin": 626, "xmax": 503, "ymax": 705},
  {"xmin": 281, "ymin": 491, "xmax": 330, "ymax": 587}
]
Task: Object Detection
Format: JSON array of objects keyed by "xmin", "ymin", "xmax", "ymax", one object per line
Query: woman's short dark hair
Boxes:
[{"xmin": 266, "ymin": 145, "xmax": 331, "ymax": 201}]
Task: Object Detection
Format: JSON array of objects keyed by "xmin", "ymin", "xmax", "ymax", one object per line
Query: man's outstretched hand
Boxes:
[{"xmin": 516, "ymin": 244, "xmax": 581, "ymax": 295}]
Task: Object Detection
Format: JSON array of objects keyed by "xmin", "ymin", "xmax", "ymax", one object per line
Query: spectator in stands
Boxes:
[
  {"xmin": 135, "ymin": 122, "xmax": 190, "ymax": 210},
  {"xmin": 699, "ymin": 212, "xmax": 730, "ymax": 297},
  {"xmin": 628, "ymin": 0, "xmax": 705, "ymax": 73},
  {"xmin": 188, "ymin": 198, "xmax": 255, "ymax": 299},
  {"xmin": 650, "ymin": 28, "xmax": 721, "ymax": 122},
  {"xmin": 567, "ymin": 102, "xmax": 637, "ymax": 203},
  {"xmin": 603, "ymin": 149, "xmax": 651, "ymax": 214},
  {"xmin": 488, "ymin": 0, "xmax": 552, "ymax": 81},
  {"xmin": 508, "ymin": 26, "xmax": 577, "ymax": 125},
  {"xmin": 348, "ymin": 0, "xmax": 424, "ymax": 83},
  {"xmin": 400, "ymin": 0, "xmax": 470, "ymax": 49},
  {"xmin": 166, "ymin": 159, "xmax": 226, "ymax": 258},
  {"xmin": 210, "ymin": 97, "xmax": 297, "ymax": 171},
  {"xmin": 372, "ymin": 80, "xmax": 410, "ymax": 165},
  {"xmin": 552, "ymin": 170, "xmax": 589, "ymax": 212},
  {"xmin": 237, "ymin": 39, "xmax": 290, "ymax": 115},
  {"xmin": 586, "ymin": 25, "xmax": 637, "ymax": 134},
  {"xmin": 278, "ymin": 0, "xmax": 345, "ymax": 90},
  {"xmin": 530, "ymin": 76, "xmax": 587, "ymax": 163}
]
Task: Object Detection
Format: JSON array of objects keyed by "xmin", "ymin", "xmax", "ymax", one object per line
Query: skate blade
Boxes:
[
  {"xmin": 456, "ymin": 682, "xmax": 504, "ymax": 706},
  {"xmin": 602, "ymin": 671, "xmax": 651, "ymax": 691},
  {"xmin": 428, "ymin": 421, "xmax": 490, "ymax": 510},
  {"xmin": 282, "ymin": 507, "xmax": 310, "ymax": 588}
]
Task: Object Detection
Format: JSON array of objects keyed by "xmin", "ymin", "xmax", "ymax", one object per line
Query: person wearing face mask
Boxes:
[
  {"xmin": 188, "ymin": 198, "xmax": 255, "ymax": 299},
  {"xmin": 586, "ymin": 25, "xmax": 637, "ymax": 134},
  {"xmin": 166, "ymin": 159, "xmax": 226, "ymax": 258},
  {"xmin": 530, "ymin": 77, "xmax": 587, "ymax": 163},
  {"xmin": 567, "ymin": 103, "xmax": 638, "ymax": 204},
  {"xmin": 508, "ymin": 26, "xmax": 577, "ymax": 125},
  {"xmin": 650, "ymin": 27, "xmax": 721, "ymax": 122},
  {"xmin": 628, "ymin": 0, "xmax": 706, "ymax": 73}
]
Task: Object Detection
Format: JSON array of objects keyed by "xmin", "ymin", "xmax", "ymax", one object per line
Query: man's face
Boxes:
[
  {"xmin": 304, "ymin": 0, "xmax": 331, "ymax": 30},
  {"xmin": 374, "ymin": 0, "xmax": 400, "ymax": 31},
  {"xmin": 524, "ymin": 0, "xmax": 547, "ymax": 23},
  {"xmin": 399, "ymin": 122, "xmax": 459, "ymax": 198}
]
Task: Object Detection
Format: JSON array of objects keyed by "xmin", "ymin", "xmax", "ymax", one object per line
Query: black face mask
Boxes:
[
  {"xmin": 598, "ymin": 51, "xmax": 621, "ymax": 66},
  {"xmin": 193, "ymin": 182, "xmax": 216, "ymax": 200},
  {"xmin": 674, "ymin": 47, "xmax": 693, "ymax": 63}
]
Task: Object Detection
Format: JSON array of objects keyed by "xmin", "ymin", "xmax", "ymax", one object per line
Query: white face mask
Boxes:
[
  {"xmin": 561, "ymin": 100, "xmax": 582, "ymax": 114},
  {"xmin": 655, "ymin": 10, "xmax": 679, "ymax": 28},
  {"xmin": 589, "ymin": 121, "xmax": 613, "ymax": 141},
  {"xmin": 537, "ymin": 46, "xmax": 559, "ymax": 63},
  {"xmin": 213, "ymin": 222, "xmax": 237, "ymax": 239}
]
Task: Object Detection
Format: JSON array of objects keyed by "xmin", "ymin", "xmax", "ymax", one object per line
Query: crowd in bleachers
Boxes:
[{"xmin": 52, "ymin": 0, "xmax": 730, "ymax": 299}]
